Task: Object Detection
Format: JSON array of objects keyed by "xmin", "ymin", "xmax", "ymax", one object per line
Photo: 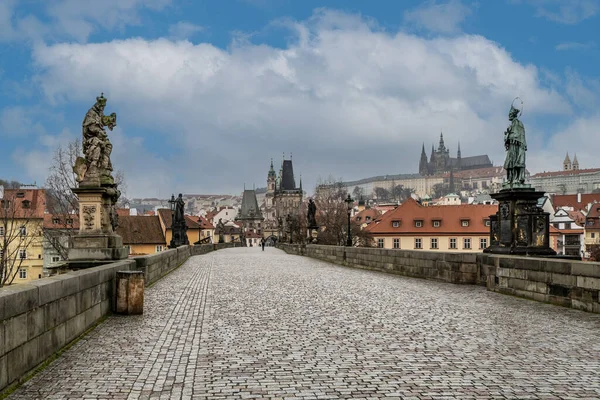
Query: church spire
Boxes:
[
  {"xmin": 563, "ymin": 152, "xmax": 572, "ymax": 171},
  {"xmin": 457, "ymin": 141, "xmax": 461, "ymax": 159},
  {"xmin": 573, "ymin": 153, "xmax": 579, "ymax": 170},
  {"xmin": 419, "ymin": 142, "xmax": 429, "ymax": 176},
  {"xmin": 438, "ymin": 132, "xmax": 446, "ymax": 151}
]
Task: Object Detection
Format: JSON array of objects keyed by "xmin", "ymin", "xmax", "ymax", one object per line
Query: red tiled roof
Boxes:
[
  {"xmin": 365, "ymin": 197, "xmax": 496, "ymax": 235},
  {"xmin": 551, "ymin": 194, "xmax": 600, "ymax": 211},
  {"xmin": 451, "ymin": 166, "xmax": 505, "ymax": 179},
  {"xmin": 43, "ymin": 213, "xmax": 80, "ymax": 230},
  {"xmin": 354, "ymin": 208, "xmax": 381, "ymax": 224},
  {"xmin": 195, "ymin": 216, "xmax": 214, "ymax": 229},
  {"xmin": 0, "ymin": 189, "xmax": 46, "ymax": 219},
  {"xmin": 116, "ymin": 216, "xmax": 166, "ymax": 245},
  {"xmin": 117, "ymin": 208, "xmax": 130, "ymax": 217},
  {"xmin": 157, "ymin": 209, "xmax": 201, "ymax": 229},
  {"xmin": 245, "ymin": 231, "xmax": 262, "ymax": 239},
  {"xmin": 531, "ymin": 168, "xmax": 600, "ymax": 178}
]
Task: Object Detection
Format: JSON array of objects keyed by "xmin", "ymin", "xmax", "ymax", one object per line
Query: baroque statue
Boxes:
[
  {"xmin": 503, "ymin": 98, "xmax": 527, "ymax": 187},
  {"xmin": 74, "ymin": 93, "xmax": 117, "ymax": 186}
]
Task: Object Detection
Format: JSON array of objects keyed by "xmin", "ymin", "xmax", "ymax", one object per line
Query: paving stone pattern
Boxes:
[{"xmin": 9, "ymin": 248, "xmax": 600, "ymax": 399}]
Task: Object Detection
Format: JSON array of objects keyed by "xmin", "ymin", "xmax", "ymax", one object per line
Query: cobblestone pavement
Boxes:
[{"xmin": 10, "ymin": 248, "xmax": 600, "ymax": 400}]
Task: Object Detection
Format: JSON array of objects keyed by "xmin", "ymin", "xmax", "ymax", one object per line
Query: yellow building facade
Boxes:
[{"xmin": 1, "ymin": 188, "xmax": 45, "ymax": 284}]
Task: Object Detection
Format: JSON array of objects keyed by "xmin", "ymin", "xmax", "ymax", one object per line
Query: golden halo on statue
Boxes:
[{"xmin": 511, "ymin": 96, "xmax": 524, "ymax": 117}]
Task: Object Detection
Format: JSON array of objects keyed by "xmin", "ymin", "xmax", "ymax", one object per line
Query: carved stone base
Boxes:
[
  {"xmin": 484, "ymin": 188, "xmax": 556, "ymax": 256},
  {"xmin": 68, "ymin": 186, "xmax": 127, "ymax": 263}
]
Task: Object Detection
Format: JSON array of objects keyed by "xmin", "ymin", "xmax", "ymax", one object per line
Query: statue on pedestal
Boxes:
[
  {"xmin": 67, "ymin": 94, "xmax": 128, "ymax": 264},
  {"xmin": 170, "ymin": 193, "xmax": 189, "ymax": 248},
  {"xmin": 484, "ymin": 98, "xmax": 556, "ymax": 257}
]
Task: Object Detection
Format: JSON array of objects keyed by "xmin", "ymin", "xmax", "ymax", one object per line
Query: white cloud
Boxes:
[
  {"xmin": 29, "ymin": 10, "xmax": 572, "ymax": 196},
  {"xmin": 0, "ymin": 0, "xmax": 172, "ymax": 43},
  {"xmin": 168, "ymin": 21, "xmax": 204, "ymax": 40},
  {"xmin": 0, "ymin": 107, "xmax": 46, "ymax": 137},
  {"xmin": 525, "ymin": 0, "xmax": 599, "ymax": 24},
  {"xmin": 555, "ymin": 41, "xmax": 595, "ymax": 51},
  {"xmin": 403, "ymin": 0, "xmax": 472, "ymax": 34}
]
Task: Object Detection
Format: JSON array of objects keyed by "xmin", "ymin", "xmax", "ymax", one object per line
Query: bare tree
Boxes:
[
  {"xmin": 314, "ymin": 176, "xmax": 373, "ymax": 246},
  {"xmin": 0, "ymin": 189, "xmax": 44, "ymax": 286}
]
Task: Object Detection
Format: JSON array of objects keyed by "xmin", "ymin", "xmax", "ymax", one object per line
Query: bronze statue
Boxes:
[
  {"xmin": 503, "ymin": 99, "xmax": 527, "ymax": 186},
  {"xmin": 74, "ymin": 93, "xmax": 117, "ymax": 186},
  {"xmin": 307, "ymin": 198, "xmax": 317, "ymax": 228}
]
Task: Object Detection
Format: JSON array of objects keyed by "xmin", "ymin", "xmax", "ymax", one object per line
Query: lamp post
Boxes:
[{"xmin": 345, "ymin": 194, "xmax": 354, "ymax": 247}]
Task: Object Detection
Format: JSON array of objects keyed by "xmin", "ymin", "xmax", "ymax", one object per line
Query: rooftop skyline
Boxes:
[{"xmin": 1, "ymin": 0, "xmax": 598, "ymax": 198}]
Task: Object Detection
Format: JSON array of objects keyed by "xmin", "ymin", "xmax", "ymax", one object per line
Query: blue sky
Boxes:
[{"xmin": 1, "ymin": 0, "xmax": 599, "ymax": 198}]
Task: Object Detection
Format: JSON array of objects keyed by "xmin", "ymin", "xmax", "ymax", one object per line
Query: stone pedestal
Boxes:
[
  {"xmin": 68, "ymin": 186, "xmax": 128, "ymax": 262},
  {"xmin": 484, "ymin": 188, "xmax": 556, "ymax": 256},
  {"xmin": 307, "ymin": 226, "xmax": 319, "ymax": 244},
  {"xmin": 116, "ymin": 271, "xmax": 144, "ymax": 315}
]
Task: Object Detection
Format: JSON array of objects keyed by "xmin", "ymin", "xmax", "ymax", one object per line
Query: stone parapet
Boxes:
[
  {"xmin": 481, "ymin": 254, "xmax": 600, "ymax": 313},
  {"xmin": 278, "ymin": 244, "xmax": 481, "ymax": 285}
]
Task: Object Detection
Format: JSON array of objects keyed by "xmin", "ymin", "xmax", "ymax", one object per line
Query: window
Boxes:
[
  {"xmin": 464, "ymin": 238, "xmax": 471, "ymax": 249},
  {"xmin": 19, "ymin": 249, "xmax": 27, "ymax": 259},
  {"xmin": 592, "ymin": 233, "xmax": 596, "ymax": 239},
  {"xmin": 0, "ymin": 249, "xmax": 3, "ymax": 259},
  {"xmin": 366, "ymin": 216, "xmax": 371, "ymax": 222},
  {"xmin": 461, "ymin": 220, "xmax": 469, "ymax": 227},
  {"xmin": 0, "ymin": 226, "xmax": 4, "ymax": 236},
  {"xmin": 19, "ymin": 226, "xmax": 27, "ymax": 237},
  {"xmin": 52, "ymin": 218, "xmax": 60, "ymax": 224},
  {"xmin": 485, "ymin": 220, "xmax": 491, "ymax": 227},
  {"xmin": 156, "ymin": 245, "xmax": 163, "ymax": 252},
  {"xmin": 392, "ymin": 221, "xmax": 400, "ymax": 228},
  {"xmin": 377, "ymin": 239, "xmax": 384, "ymax": 248},
  {"xmin": 66, "ymin": 218, "xmax": 73, "ymax": 225},
  {"xmin": 431, "ymin": 238, "xmax": 438, "ymax": 249},
  {"xmin": 51, "ymin": 256, "xmax": 60, "ymax": 263},
  {"xmin": 415, "ymin": 238, "xmax": 422, "ymax": 249},
  {"xmin": 22, "ymin": 200, "xmax": 30, "ymax": 208},
  {"xmin": 433, "ymin": 220, "xmax": 440, "ymax": 228},
  {"xmin": 450, "ymin": 238, "xmax": 457, "ymax": 249},
  {"xmin": 415, "ymin": 220, "xmax": 423, "ymax": 228},
  {"xmin": 393, "ymin": 238, "xmax": 400, "ymax": 249},
  {"xmin": 19, "ymin": 268, "xmax": 27, "ymax": 279},
  {"xmin": 480, "ymin": 238, "xmax": 488, "ymax": 249},
  {"xmin": 16, "ymin": 192, "xmax": 25, "ymax": 198}
]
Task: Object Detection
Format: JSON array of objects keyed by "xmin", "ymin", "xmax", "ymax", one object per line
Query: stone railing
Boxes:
[
  {"xmin": 278, "ymin": 244, "xmax": 600, "ymax": 313},
  {"xmin": 279, "ymin": 244, "xmax": 481, "ymax": 284},
  {"xmin": 0, "ymin": 243, "xmax": 232, "ymax": 392},
  {"xmin": 480, "ymin": 254, "xmax": 600, "ymax": 313}
]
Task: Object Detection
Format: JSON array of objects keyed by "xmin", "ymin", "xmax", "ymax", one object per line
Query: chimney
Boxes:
[
  {"xmin": 577, "ymin": 192, "xmax": 582, "ymax": 204},
  {"xmin": 0, "ymin": 185, "xmax": 4, "ymax": 199}
]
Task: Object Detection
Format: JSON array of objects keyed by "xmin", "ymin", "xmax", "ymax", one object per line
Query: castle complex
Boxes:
[{"xmin": 419, "ymin": 133, "xmax": 492, "ymax": 176}]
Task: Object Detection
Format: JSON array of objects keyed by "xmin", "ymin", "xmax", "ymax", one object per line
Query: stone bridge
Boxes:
[{"xmin": 2, "ymin": 247, "xmax": 600, "ymax": 399}]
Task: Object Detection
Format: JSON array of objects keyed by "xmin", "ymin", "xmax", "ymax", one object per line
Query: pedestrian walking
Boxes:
[{"xmin": 261, "ymin": 238, "xmax": 265, "ymax": 251}]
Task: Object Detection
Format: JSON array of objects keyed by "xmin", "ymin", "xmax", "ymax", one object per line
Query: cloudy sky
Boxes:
[{"xmin": 1, "ymin": 0, "xmax": 599, "ymax": 198}]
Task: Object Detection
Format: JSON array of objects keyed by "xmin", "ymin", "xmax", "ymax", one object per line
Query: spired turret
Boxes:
[
  {"xmin": 419, "ymin": 143, "xmax": 429, "ymax": 175},
  {"xmin": 563, "ymin": 152, "xmax": 572, "ymax": 171},
  {"xmin": 572, "ymin": 154, "xmax": 579, "ymax": 170}
]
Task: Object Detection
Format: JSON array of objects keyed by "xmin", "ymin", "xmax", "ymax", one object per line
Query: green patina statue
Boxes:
[{"xmin": 503, "ymin": 100, "xmax": 527, "ymax": 187}]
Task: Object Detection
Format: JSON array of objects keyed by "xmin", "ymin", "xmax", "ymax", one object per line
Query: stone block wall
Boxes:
[
  {"xmin": 279, "ymin": 244, "xmax": 480, "ymax": 284},
  {"xmin": 0, "ymin": 243, "xmax": 232, "ymax": 392},
  {"xmin": 480, "ymin": 254, "xmax": 600, "ymax": 313},
  {"xmin": 0, "ymin": 259, "xmax": 135, "ymax": 391}
]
